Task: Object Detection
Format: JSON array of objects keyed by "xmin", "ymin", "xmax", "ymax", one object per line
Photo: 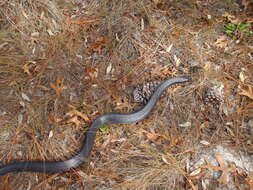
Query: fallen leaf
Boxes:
[
  {"xmin": 22, "ymin": 61, "xmax": 37, "ymax": 76},
  {"xmin": 48, "ymin": 113, "xmax": 62, "ymax": 124},
  {"xmin": 88, "ymin": 37, "xmax": 112, "ymax": 54},
  {"xmin": 48, "ymin": 130, "xmax": 53, "ymax": 139},
  {"xmin": 85, "ymin": 66, "xmax": 98, "ymax": 79},
  {"xmin": 50, "ymin": 78, "xmax": 67, "ymax": 96},
  {"xmin": 22, "ymin": 63, "xmax": 32, "ymax": 75},
  {"xmin": 174, "ymin": 55, "xmax": 181, "ymax": 67},
  {"xmin": 137, "ymin": 128, "xmax": 163, "ymax": 144},
  {"xmin": 161, "ymin": 155, "xmax": 170, "ymax": 165},
  {"xmin": 166, "ymin": 43, "xmax": 173, "ymax": 53},
  {"xmin": 22, "ymin": 10, "xmax": 28, "ymax": 19},
  {"xmin": 65, "ymin": 17, "xmax": 101, "ymax": 35},
  {"xmin": 222, "ymin": 12, "xmax": 240, "ymax": 25},
  {"xmin": 47, "ymin": 29, "xmax": 54, "ymax": 36},
  {"xmin": 21, "ymin": 92, "xmax": 31, "ymax": 102},
  {"xmin": 239, "ymin": 71, "xmax": 247, "ymax": 83},
  {"xmin": 66, "ymin": 110, "xmax": 90, "ymax": 122},
  {"xmin": 151, "ymin": 65, "xmax": 174, "ymax": 77},
  {"xmin": 239, "ymin": 85, "xmax": 253, "ymax": 100},
  {"xmin": 99, "ymin": 125, "xmax": 109, "ymax": 132},
  {"xmin": 189, "ymin": 168, "xmax": 202, "ymax": 177},
  {"xmin": 200, "ymin": 140, "xmax": 210, "ymax": 146},
  {"xmin": 215, "ymin": 154, "xmax": 235, "ymax": 184},
  {"xmin": 67, "ymin": 116, "xmax": 82, "ymax": 128},
  {"xmin": 214, "ymin": 36, "xmax": 229, "ymax": 48},
  {"xmin": 106, "ymin": 63, "xmax": 113, "ymax": 75},
  {"xmin": 200, "ymin": 153, "xmax": 236, "ymax": 184},
  {"xmin": 178, "ymin": 121, "xmax": 191, "ymax": 128},
  {"xmin": 65, "ymin": 17, "xmax": 100, "ymax": 26},
  {"xmin": 0, "ymin": 42, "xmax": 8, "ymax": 49}
]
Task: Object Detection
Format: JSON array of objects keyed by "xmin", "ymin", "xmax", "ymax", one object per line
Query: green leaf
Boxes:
[
  {"xmin": 96, "ymin": 135, "xmax": 102, "ymax": 139},
  {"xmin": 225, "ymin": 30, "xmax": 234, "ymax": 34},
  {"xmin": 99, "ymin": 125, "xmax": 109, "ymax": 132},
  {"xmin": 242, "ymin": 28, "xmax": 249, "ymax": 33},
  {"xmin": 238, "ymin": 23, "xmax": 250, "ymax": 30},
  {"xmin": 225, "ymin": 23, "xmax": 237, "ymax": 31}
]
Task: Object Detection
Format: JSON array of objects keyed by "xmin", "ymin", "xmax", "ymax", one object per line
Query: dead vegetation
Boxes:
[{"xmin": 0, "ymin": 0, "xmax": 253, "ymax": 189}]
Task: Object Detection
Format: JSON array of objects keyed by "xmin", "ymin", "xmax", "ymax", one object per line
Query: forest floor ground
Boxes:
[{"xmin": 0, "ymin": 0, "xmax": 253, "ymax": 189}]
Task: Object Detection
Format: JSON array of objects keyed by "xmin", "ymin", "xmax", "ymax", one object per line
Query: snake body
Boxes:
[{"xmin": 0, "ymin": 76, "xmax": 191, "ymax": 176}]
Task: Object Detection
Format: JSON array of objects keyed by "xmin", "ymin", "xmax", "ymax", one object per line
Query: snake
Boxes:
[{"xmin": 0, "ymin": 76, "xmax": 191, "ymax": 176}]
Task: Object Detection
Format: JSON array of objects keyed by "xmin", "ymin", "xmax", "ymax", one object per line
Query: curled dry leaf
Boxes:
[
  {"xmin": 85, "ymin": 66, "xmax": 98, "ymax": 79},
  {"xmin": 21, "ymin": 10, "xmax": 28, "ymax": 19},
  {"xmin": 151, "ymin": 65, "xmax": 174, "ymax": 77},
  {"xmin": 174, "ymin": 55, "xmax": 181, "ymax": 67},
  {"xmin": 22, "ymin": 64, "xmax": 32, "ymax": 76},
  {"xmin": 67, "ymin": 116, "xmax": 82, "ymax": 128},
  {"xmin": 21, "ymin": 92, "xmax": 31, "ymax": 102},
  {"xmin": 161, "ymin": 155, "xmax": 170, "ymax": 165},
  {"xmin": 106, "ymin": 63, "xmax": 113, "ymax": 75},
  {"xmin": 239, "ymin": 85, "xmax": 253, "ymax": 100},
  {"xmin": 48, "ymin": 130, "xmax": 53, "ymax": 139},
  {"xmin": 214, "ymin": 36, "xmax": 229, "ymax": 48},
  {"xmin": 0, "ymin": 42, "xmax": 8, "ymax": 49},
  {"xmin": 22, "ymin": 61, "xmax": 37, "ymax": 76},
  {"xmin": 239, "ymin": 71, "xmax": 247, "ymax": 83},
  {"xmin": 200, "ymin": 140, "xmax": 210, "ymax": 146},
  {"xmin": 222, "ymin": 12, "xmax": 240, "ymax": 24},
  {"xmin": 137, "ymin": 128, "xmax": 164, "ymax": 145},
  {"xmin": 166, "ymin": 44, "xmax": 173, "ymax": 53},
  {"xmin": 189, "ymin": 168, "xmax": 202, "ymax": 177},
  {"xmin": 48, "ymin": 114, "xmax": 62, "ymax": 124},
  {"xmin": 178, "ymin": 121, "xmax": 191, "ymax": 128},
  {"xmin": 47, "ymin": 29, "xmax": 55, "ymax": 36},
  {"xmin": 19, "ymin": 101, "xmax": 25, "ymax": 107},
  {"xmin": 66, "ymin": 110, "xmax": 90, "ymax": 122}
]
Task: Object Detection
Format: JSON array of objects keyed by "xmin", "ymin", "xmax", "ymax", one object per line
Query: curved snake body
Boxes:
[{"xmin": 0, "ymin": 76, "xmax": 191, "ymax": 176}]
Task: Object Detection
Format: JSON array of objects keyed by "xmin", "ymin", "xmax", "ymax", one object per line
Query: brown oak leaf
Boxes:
[{"xmin": 50, "ymin": 78, "xmax": 67, "ymax": 96}]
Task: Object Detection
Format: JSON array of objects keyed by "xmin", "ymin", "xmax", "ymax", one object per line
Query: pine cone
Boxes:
[
  {"xmin": 203, "ymin": 85, "xmax": 224, "ymax": 109},
  {"xmin": 133, "ymin": 81, "xmax": 161, "ymax": 104}
]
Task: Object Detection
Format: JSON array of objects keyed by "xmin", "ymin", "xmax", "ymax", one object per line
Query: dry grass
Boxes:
[{"xmin": 0, "ymin": 0, "xmax": 253, "ymax": 189}]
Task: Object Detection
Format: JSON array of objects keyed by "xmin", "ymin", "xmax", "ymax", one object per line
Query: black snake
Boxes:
[{"xmin": 0, "ymin": 76, "xmax": 191, "ymax": 176}]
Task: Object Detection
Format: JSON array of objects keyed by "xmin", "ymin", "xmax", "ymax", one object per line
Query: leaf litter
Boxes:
[{"xmin": 0, "ymin": 0, "xmax": 253, "ymax": 189}]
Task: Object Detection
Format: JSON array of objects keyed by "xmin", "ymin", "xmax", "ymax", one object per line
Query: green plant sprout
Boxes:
[
  {"xmin": 99, "ymin": 125, "xmax": 109, "ymax": 132},
  {"xmin": 224, "ymin": 22, "xmax": 252, "ymax": 36}
]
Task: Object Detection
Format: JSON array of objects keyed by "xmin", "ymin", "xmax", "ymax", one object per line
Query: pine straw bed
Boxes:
[{"xmin": 0, "ymin": 0, "xmax": 252, "ymax": 189}]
